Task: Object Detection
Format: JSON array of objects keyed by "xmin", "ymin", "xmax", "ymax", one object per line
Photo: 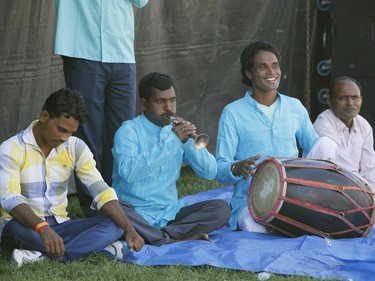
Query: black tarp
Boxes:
[{"xmin": 0, "ymin": 0, "xmax": 319, "ymax": 151}]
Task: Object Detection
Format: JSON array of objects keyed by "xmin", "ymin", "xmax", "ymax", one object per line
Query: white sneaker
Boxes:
[
  {"xmin": 103, "ymin": 240, "xmax": 124, "ymax": 260},
  {"xmin": 11, "ymin": 249, "xmax": 45, "ymax": 267}
]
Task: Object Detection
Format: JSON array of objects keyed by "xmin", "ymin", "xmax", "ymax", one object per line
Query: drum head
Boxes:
[{"xmin": 249, "ymin": 160, "xmax": 284, "ymax": 221}]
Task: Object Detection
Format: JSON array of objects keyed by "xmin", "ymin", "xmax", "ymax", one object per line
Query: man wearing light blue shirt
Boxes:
[
  {"xmin": 54, "ymin": 0, "xmax": 149, "ymax": 216},
  {"xmin": 112, "ymin": 72, "xmax": 230, "ymax": 245},
  {"xmin": 216, "ymin": 41, "xmax": 318, "ymax": 232}
]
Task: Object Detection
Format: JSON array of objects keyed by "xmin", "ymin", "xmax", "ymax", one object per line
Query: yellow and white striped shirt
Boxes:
[{"xmin": 0, "ymin": 121, "xmax": 118, "ymax": 234}]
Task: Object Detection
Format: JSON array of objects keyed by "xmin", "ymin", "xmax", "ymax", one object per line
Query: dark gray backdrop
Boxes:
[{"xmin": 1, "ymin": 0, "xmax": 373, "ymax": 152}]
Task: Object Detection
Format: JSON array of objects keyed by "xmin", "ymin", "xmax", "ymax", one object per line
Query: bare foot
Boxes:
[{"xmin": 169, "ymin": 233, "xmax": 212, "ymax": 244}]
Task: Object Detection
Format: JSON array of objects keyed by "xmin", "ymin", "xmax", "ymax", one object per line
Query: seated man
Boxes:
[
  {"xmin": 112, "ymin": 72, "xmax": 231, "ymax": 245},
  {"xmin": 215, "ymin": 41, "xmax": 318, "ymax": 233},
  {"xmin": 313, "ymin": 76, "xmax": 375, "ymax": 190},
  {"xmin": 0, "ymin": 88, "xmax": 144, "ymax": 267}
]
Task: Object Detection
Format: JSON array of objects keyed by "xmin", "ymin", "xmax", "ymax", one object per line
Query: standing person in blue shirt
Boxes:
[
  {"xmin": 112, "ymin": 72, "xmax": 231, "ymax": 245},
  {"xmin": 54, "ymin": 0, "xmax": 149, "ymax": 216},
  {"xmin": 216, "ymin": 41, "xmax": 318, "ymax": 233}
]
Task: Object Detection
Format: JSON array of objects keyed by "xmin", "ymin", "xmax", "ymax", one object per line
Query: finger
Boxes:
[
  {"xmin": 56, "ymin": 241, "xmax": 65, "ymax": 258},
  {"xmin": 185, "ymin": 125, "xmax": 196, "ymax": 135},
  {"xmin": 134, "ymin": 240, "xmax": 142, "ymax": 251},
  {"xmin": 172, "ymin": 118, "xmax": 184, "ymax": 126},
  {"xmin": 44, "ymin": 242, "xmax": 51, "ymax": 255},
  {"xmin": 240, "ymin": 167, "xmax": 251, "ymax": 179},
  {"xmin": 127, "ymin": 241, "xmax": 134, "ymax": 252},
  {"xmin": 48, "ymin": 242, "xmax": 58, "ymax": 258}
]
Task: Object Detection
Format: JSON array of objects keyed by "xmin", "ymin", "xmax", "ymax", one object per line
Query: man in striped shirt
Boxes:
[{"xmin": 0, "ymin": 88, "xmax": 144, "ymax": 267}]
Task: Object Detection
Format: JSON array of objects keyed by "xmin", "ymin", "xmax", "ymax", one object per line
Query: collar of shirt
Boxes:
[
  {"xmin": 22, "ymin": 120, "xmax": 69, "ymax": 155},
  {"xmin": 329, "ymin": 109, "xmax": 359, "ymax": 134},
  {"xmin": 244, "ymin": 90, "xmax": 281, "ymax": 106}
]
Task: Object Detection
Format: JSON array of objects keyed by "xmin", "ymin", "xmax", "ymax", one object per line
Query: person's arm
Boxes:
[
  {"xmin": 296, "ymin": 103, "xmax": 318, "ymax": 156},
  {"xmin": 182, "ymin": 142, "xmax": 218, "ymax": 180},
  {"xmin": 113, "ymin": 121, "xmax": 181, "ymax": 184},
  {"xmin": 9, "ymin": 204, "xmax": 65, "ymax": 258},
  {"xmin": 171, "ymin": 116, "xmax": 217, "ymax": 180},
  {"xmin": 100, "ymin": 200, "xmax": 144, "ymax": 251},
  {"xmin": 358, "ymin": 127, "xmax": 375, "ymax": 190},
  {"xmin": 216, "ymin": 107, "xmax": 244, "ymax": 184},
  {"xmin": 71, "ymin": 137, "xmax": 144, "ymax": 251},
  {"xmin": 0, "ymin": 140, "xmax": 64, "ymax": 257}
]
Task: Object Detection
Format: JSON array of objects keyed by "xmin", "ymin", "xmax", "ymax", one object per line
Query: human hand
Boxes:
[
  {"xmin": 39, "ymin": 226, "xmax": 65, "ymax": 259},
  {"xmin": 171, "ymin": 116, "xmax": 196, "ymax": 143},
  {"xmin": 124, "ymin": 229, "xmax": 145, "ymax": 252},
  {"xmin": 231, "ymin": 154, "xmax": 262, "ymax": 179}
]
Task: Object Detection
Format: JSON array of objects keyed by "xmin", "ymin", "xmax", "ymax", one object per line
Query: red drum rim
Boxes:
[{"xmin": 248, "ymin": 157, "xmax": 286, "ymax": 223}]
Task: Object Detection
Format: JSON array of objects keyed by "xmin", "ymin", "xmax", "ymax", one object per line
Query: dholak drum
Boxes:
[{"xmin": 248, "ymin": 157, "xmax": 375, "ymax": 239}]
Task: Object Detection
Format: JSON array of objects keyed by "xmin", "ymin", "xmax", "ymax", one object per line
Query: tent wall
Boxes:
[{"xmin": 1, "ymin": 0, "xmax": 319, "ymax": 151}]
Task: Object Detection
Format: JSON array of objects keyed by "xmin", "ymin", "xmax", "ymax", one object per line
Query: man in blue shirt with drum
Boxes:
[{"xmin": 216, "ymin": 41, "xmax": 318, "ymax": 233}]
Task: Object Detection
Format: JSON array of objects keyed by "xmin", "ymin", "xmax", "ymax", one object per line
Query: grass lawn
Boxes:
[{"xmin": 0, "ymin": 167, "xmax": 336, "ymax": 281}]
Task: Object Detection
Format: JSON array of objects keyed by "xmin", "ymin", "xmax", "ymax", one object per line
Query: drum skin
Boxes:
[{"xmin": 248, "ymin": 157, "xmax": 375, "ymax": 239}]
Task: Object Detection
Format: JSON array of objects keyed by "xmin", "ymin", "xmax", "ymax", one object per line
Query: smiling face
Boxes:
[
  {"xmin": 328, "ymin": 79, "xmax": 362, "ymax": 128},
  {"xmin": 141, "ymin": 86, "xmax": 177, "ymax": 127},
  {"xmin": 246, "ymin": 50, "xmax": 281, "ymax": 94}
]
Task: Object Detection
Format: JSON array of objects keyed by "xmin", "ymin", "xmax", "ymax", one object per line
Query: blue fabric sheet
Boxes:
[{"xmin": 120, "ymin": 187, "xmax": 375, "ymax": 281}]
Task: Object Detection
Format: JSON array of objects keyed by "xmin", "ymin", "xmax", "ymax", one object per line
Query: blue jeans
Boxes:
[
  {"xmin": 1, "ymin": 215, "xmax": 124, "ymax": 262},
  {"xmin": 62, "ymin": 57, "xmax": 137, "ymax": 216}
]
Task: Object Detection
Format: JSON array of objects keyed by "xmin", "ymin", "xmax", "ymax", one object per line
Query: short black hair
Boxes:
[
  {"xmin": 328, "ymin": 76, "xmax": 362, "ymax": 98},
  {"xmin": 138, "ymin": 72, "xmax": 175, "ymax": 100},
  {"xmin": 42, "ymin": 88, "xmax": 87, "ymax": 123},
  {"xmin": 240, "ymin": 40, "xmax": 281, "ymax": 87}
]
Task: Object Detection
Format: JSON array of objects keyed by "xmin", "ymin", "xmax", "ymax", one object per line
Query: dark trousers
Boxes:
[
  {"xmin": 1, "ymin": 215, "xmax": 123, "ymax": 262},
  {"xmin": 63, "ymin": 57, "xmax": 137, "ymax": 216},
  {"xmin": 120, "ymin": 199, "xmax": 231, "ymax": 246}
]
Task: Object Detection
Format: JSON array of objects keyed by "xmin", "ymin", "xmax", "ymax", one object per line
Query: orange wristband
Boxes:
[{"xmin": 35, "ymin": 221, "xmax": 49, "ymax": 234}]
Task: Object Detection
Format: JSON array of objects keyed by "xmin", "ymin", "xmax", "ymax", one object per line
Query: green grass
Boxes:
[{"xmin": 0, "ymin": 167, "xmax": 336, "ymax": 281}]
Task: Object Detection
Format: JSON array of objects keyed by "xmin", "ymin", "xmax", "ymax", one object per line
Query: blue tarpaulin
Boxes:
[{"xmin": 120, "ymin": 187, "xmax": 375, "ymax": 281}]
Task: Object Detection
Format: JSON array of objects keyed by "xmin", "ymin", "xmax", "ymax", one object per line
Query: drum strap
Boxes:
[
  {"xmin": 284, "ymin": 178, "xmax": 371, "ymax": 193},
  {"xmin": 269, "ymin": 212, "xmax": 374, "ymax": 238}
]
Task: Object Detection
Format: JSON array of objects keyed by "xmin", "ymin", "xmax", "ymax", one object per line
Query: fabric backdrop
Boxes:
[{"xmin": 0, "ymin": 0, "xmax": 316, "ymax": 152}]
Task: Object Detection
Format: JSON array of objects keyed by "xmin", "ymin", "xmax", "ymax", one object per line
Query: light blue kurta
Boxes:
[
  {"xmin": 216, "ymin": 90, "xmax": 318, "ymax": 229},
  {"xmin": 112, "ymin": 114, "xmax": 217, "ymax": 228},
  {"xmin": 54, "ymin": 0, "xmax": 149, "ymax": 63}
]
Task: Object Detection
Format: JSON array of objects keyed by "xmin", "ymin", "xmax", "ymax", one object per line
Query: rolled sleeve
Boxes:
[
  {"xmin": 1, "ymin": 194, "xmax": 29, "ymax": 214},
  {"xmin": 92, "ymin": 188, "xmax": 118, "ymax": 210}
]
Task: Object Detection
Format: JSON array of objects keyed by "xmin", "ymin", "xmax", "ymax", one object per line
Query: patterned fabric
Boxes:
[
  {"xmin": 54, "ymin": 0, "xmax": 149, "ymax": 63},
  {"xmin": 313, "ymin": 109, "xmax": 375, "ymax": 188},
  {"xmin": 216, "ymin": 90, "xmax": 318, "ymax": 229},
  {"xmin": 0, "ymin": 121, "xmax": 118, "ymax": 235},
  {"xmin": 112, "ymin": 114, "xmax": 217, "ymax": 228}
]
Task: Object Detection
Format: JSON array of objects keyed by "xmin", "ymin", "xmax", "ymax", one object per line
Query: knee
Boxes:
[
  {"xmin": 308, "ymin": 136, "xmax": 338, "ymax": 161},
  {"xmin": 98, "ymin": 216, "xmax": 124, "ymax": 238},
  {"xmin": 212, "ymin": 199, "xmax": 231, "ymax": 222}
]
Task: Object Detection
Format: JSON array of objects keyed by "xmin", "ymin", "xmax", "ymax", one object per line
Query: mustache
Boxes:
[{"xmin": 163, "ymin": 112, "xmax": 174, "ymax": 119}]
